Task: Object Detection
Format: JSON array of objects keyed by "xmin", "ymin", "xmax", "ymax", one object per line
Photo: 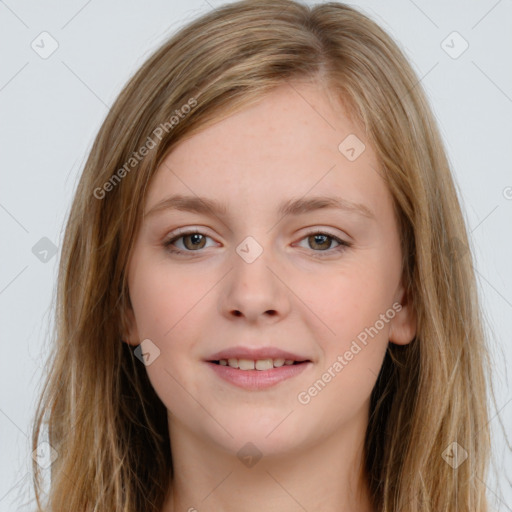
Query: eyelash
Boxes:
[{"xmin": 163, "ymin": 229, "xmax": 352, "ymax": 257}]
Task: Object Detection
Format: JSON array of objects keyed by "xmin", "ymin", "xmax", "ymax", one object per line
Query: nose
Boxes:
[{"xmin": 218, "ymin": 241, "xmax": 291, "ymax": 324}]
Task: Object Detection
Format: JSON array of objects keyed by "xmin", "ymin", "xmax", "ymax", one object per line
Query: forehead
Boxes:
[{"xmin": 144, "ymin": 82, "xmax": 388, "ymax": 220}]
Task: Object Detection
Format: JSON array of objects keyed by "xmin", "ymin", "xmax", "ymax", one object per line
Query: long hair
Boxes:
[{"xmin": 31, "ymin": 1, "xmax": 495, "ymax": 510}]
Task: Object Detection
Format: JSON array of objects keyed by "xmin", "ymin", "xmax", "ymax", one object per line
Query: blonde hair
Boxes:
[{"xmin": 31, "ymin": 1, "xmax": 496, "ymax": 510}]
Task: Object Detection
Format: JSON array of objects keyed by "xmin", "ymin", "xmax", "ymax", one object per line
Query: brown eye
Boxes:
[
  {"xmin": 295, "ymin": 231, "xmax": 351, "ymax": 257},
  {"xmin": 164, "ymin": 231, "xmax": 214, "ymax": 254},
  {"xmin": 182, "ymin": 233, "xmax": 207, "ymax": 250},
  {"xmin": 307, "ymin": 234, "xmax": 334, "ymax": 251}
]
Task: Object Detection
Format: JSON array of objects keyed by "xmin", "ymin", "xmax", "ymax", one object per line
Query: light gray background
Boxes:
[{"xmin": 1, "ymin": 1, "xmax": 511, "ymax": 510}]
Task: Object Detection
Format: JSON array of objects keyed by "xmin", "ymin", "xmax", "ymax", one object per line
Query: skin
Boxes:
[{"xmin": 124, "ymin": 80, "xmax": 416, "ymax": 512}]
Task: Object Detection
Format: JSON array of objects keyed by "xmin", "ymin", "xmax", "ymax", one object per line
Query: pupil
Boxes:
[
  {"xmin": 312, "ymin": 234, "xmax": 329, "ymax": 250},
  {"xmin": 184, "ymin": 233, "xmax": 206, "ymax": 250}
]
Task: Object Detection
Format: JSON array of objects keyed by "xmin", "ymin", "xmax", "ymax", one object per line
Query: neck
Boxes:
[{"xmin": 161, "ymin": 405, "xmax": 375, "ymax": 512}]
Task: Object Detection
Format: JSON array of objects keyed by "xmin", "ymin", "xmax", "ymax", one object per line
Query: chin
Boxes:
[{"xmin": 212, "ymin": 418, "xmax": 309, "ymax": 456}]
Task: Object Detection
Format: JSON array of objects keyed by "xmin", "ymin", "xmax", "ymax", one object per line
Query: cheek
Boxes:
[
  {"xmin": 303, "ymin": 258, "xmax": 395, "ymax": 349},
  {"xmin": 129, "ymin": 257, "xmax": 206, "ymax": 341},
  {"xmin": 128, "ymin": 257, "xmax": 212, "ymax": 377},
  {"xmin": 294, "ymin": 267, "xmax": 391, "ymax": 432},
  {"xmin": 128, "ymin": 263, "xmax": 207, "ymax": 419}
]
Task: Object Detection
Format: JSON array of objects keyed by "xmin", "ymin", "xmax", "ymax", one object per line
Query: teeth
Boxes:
[
  {"xmin": 238, "ymin": 359, "xmax": 255, "ymax": 370},
  {"xmin": 218, "ymin": 358, "xmax": 299, "ymax": 370},
  {"xmin": 255, "ymin": 359, "xmax": 273, "ymax": 370}
]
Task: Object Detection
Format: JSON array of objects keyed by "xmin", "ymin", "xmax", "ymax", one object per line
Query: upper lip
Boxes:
[{"xmin": 207, "ymin": 346, "xmax": 311, "ymax": 362}]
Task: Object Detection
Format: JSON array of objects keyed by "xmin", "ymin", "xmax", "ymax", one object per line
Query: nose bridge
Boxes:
[
  {"xmin": 220, "ymin": 233, "xmax": 289, "ymax": 321},
  {"xmin": 232, "ymin": 233, "xmax": 277, "ymax": 292}
]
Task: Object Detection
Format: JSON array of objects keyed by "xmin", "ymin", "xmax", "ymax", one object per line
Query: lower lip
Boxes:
[{"xmin": 205, "ymin": 361, "xmax": 311, "ymax": 390}]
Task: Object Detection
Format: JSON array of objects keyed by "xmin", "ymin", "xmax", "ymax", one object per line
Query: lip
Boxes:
[
  {"xmin": 207, "ymin": 346, "xmax": 310, "ymax": 362},
  {"xmin": 206, "ymin": 360, "xmax": 312, "ymax": 390}
]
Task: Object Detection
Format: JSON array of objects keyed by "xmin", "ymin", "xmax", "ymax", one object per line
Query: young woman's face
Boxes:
[{"xmin": 125, "ymin": 81, "xmax": 415, "ymax": 458}]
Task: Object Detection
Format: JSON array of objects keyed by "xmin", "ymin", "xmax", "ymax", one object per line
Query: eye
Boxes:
[
  {"xmin": 163, "ymin": 229, "xmax": 352, "ymax": 256},
  {"xmin": 164, "ymin": 230, "xmax": 216, "ymax": 254},
  {"xmin": 295, "ymin": 231, "xmax": 351, "ymax": 256}
]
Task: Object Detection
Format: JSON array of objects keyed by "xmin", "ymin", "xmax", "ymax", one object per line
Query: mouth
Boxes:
[
  {"xmin": 206, "ymin": 357, "xmax": 312, "ymax": 390},
  {"xmin": 208, "ymin": 358, "xmax": 310, "ymax": 370},
  {"xmin": 205, "ymin": 346, "xmax": 312, "ymax": 389}
]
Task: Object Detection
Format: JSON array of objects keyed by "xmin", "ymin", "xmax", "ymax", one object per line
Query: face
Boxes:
[{"xmin": 124, "ymin": 81, "xmax": 416, "ymax": 458}]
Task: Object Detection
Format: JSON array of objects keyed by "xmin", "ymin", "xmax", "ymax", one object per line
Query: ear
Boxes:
[
  {"xmin": 120, "ymin": 297, "xmax": 140, "ymax": 347},
  {"xmin": 389, "ymin": 281, "xmax": 416, "ymax": 346}
]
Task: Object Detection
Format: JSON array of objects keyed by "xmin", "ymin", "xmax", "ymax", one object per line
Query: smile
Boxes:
[
  {"xmin": 213, "ymin": 358, "xmax": 306, "ymax": 370},
  {"xmin": 206, "ymin": 359, "xmax": 312, "ymax": 390}
]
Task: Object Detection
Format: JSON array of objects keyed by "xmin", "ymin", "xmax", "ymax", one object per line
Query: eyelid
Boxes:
[
  {"xmin": 166, "ymin": 226, "xmax": 213, "ymax": 238},
  {"xmin": 299, "ymin": 226, "xmax": 348, "ymax": 240},
  {"xmin": 163, "ymin": 226, "xmax": 352, "ymax": 256},
  {"xmin": 163, "ymin": 227, "xmax": 218, "ymax": 250},
  {"xmin": 293, "ymin": 228, "xmax": 351, "ymax": 255},
  {"xmin": 164, "ymin": 226, "xmax": 349, "ymax": 241}
]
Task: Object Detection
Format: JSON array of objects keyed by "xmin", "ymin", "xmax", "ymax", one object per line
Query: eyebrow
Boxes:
[{"xmin": 145, "ymin": 194, "xmax": 376, "ymax": 220}]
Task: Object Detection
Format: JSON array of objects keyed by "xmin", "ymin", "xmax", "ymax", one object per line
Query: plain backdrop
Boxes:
[{"xmin": 1, "ymin": 0, "xmax": 511, "ymax": 510}]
